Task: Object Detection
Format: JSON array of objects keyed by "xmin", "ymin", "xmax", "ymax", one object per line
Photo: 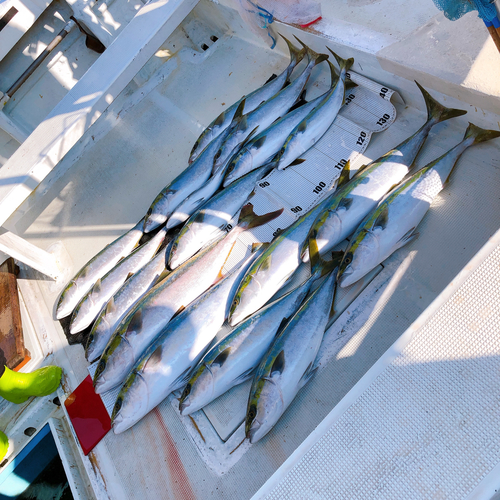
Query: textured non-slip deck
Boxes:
[{"xmin": 254, "ymin": 243, "xmax": 500, "ymax": 500}]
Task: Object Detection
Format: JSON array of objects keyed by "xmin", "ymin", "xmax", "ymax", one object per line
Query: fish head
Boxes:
[
  {"xmin": 111, "ymin": 370, "xmax": 149, "ymax": 434},
  {"xmin": 69, "ymin": 294, "xmax": 94, "ymax": 334},
  {"xmin": 228, "ymin": 273, "xmax": 262, "ymax": 326},
  {"xmin": 246, "ymin": 377, "xmax": 284, "ymax": 444},
  {"xmin": 168, "ymin": 230, "xmax": 196, "ymax": 270},
  {"xmin": 179, "ymin": 363, "xmax": 215, "ymax": 416},
  {"xmin": 189, "ymin": 130, "xmax": 211, "ymax": 164},
  {"xmin": 93, "ymin": 334, "xmax": 135, "ymax": 394},
  {"xmin": 338, "ymin": 229, "xmax": 379, "ymax": 288},
  {"xmin": 144, "ymin": 190, "xmax": 173, "ymax": 233},
  {"xmin": 56, "ymin": 279, "xmax": 79, "ymax": 319}
]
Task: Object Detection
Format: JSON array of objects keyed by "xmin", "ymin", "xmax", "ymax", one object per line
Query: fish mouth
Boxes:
[
  {"xmin": 247, "ymin": 419, "xmax": 263, "ymax": 444},
  {"xmin": 144, "ymin": 213, "xmax": 166, "ymax": 233},
  {"xmin": 179, "ymin": 400, "xmax": 190, "ymax": 416},
  {"xmin": 339, "ymin": 268, "xmax": 356, "ymax": 288}
]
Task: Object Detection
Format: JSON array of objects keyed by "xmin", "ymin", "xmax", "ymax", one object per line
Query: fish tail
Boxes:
[
  {"xmin": 326, "ymin": 47, "xmax": 354, "ymax": 73},
  {"xmin": 238, "ymin": 203, "xmax": 283, "ymax": 229},
  {"xmin": 309, "ymin": 229, "xmax": 344, "ymax": 277},
  {"xmin": 463, "ymin": 122, "xmax": 500, "ymax": 144},
  {"xmin": 279, "ymin": 33, "xmax": 306, "ymax": 66},
  {"xmin": 326, "ymin": 59, "xmax": 339, "ymax": 88},
  {"xmin": 293, "ymin": 35, "xmax": 329, "ymax": 66},
  {"xmin": 415, "ymin": 81, "xmax": 467, "ymax": 124}
]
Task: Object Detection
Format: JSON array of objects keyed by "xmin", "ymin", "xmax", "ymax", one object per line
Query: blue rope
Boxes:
[{"xmin": 431, "ymin": 0, "xmax": 498, "ymax": 22}]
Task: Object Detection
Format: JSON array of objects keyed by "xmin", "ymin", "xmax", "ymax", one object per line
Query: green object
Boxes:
[
  {"xmin": 0, "ymin": 430, "xmax": 8, "ymax": 461},
  {"xmin": 0, "ymin": 365, "xmax": 62, "ymax": 404}
]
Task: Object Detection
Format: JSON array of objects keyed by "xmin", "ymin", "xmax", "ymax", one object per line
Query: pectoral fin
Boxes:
[
  {"xmin": 270, "ymin": 350, "xmax": 285, "ymax": 377},
  {"xmin": 395, "ymin": 228, "xmax": 419, "ymax": 249},
  {"xmin": 373, "ymin": 205, "xmax": 389, "ymax": 231},
  {"xmin": 299, "ymin": 362, "xmax": 318, "ymax": 389},
  {"xmin": 212, "ymin": 347, "xmax": 231, "ymax": 367}
]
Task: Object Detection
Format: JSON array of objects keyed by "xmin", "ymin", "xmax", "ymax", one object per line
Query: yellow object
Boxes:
[
  {"xmin": 0, "ymin": 366, "xmax": 62, "ymax": 404},
  {"xmin": 0, "ymin": 430, "xmax": 8, "ymax": 461}
]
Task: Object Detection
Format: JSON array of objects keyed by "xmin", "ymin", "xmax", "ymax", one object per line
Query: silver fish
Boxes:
[
  {"xmin": 55, "ymin": 220, "xmax": 144, "ymax": 320},
  {"xmin": 111, "ymin": 247, "xmax": 264, "ymax": 434},
  {"xmin": 222, "ymin": 71, "xmax": 334, "ymax": 187},
  {"xmin": 189, "ymin": 35, "xmax": 305, "ymax": 164},
  {"xmin": 228, "ymin": 184, "xmax": 340, "ymax": 326},
  {"xmin": 301, "ymin": 82, "xmax": 467, "ymax": 262},
  {"xmin": 245, "ymin": 240, "xmax": 342, "ymax": 443},
  {"xmin": 178, "ymin": 277, "xmax": 312, "ymax": 416},
  {"xmin": 85, "ymin": 239, "xmax": 174, "ymax": 363},
  {"xmin": 168, "ymin": 164, "xmax": 272, "ymax": 269},
  {"xmin": 337, "ymin": 123, "xmax": 500, "ymax": 288},
  {"xmin": 142, "ymin": 102, "xmax": 245, "ymax": 233},
  {"xmin": 213, "ymin": 39, "xmax": 328, "ymax": 176},
  {"xmin": 69, "ymin": 228, "xmax": 167, "ymax": 334},
  {"xmin": 274, "ymin": 49, "xmax": 353, "ymax": 171},
  {"xmin": 93, "ymin": 204, "xmax": 283, "ymax": 394}
]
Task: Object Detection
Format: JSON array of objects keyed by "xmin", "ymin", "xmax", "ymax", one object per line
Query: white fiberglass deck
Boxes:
[
  {"xmin": 2, "ymin": 0, "xmax": 500, "ymax": 498},
  {"xmin": 253, "ymin": 235, "xmax": 500, "ymax": 500}
]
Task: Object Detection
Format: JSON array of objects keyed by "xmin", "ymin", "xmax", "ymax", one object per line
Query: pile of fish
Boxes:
[{"xmin": 56, "ymin": 33, "xmax": 500, "ymax": 445}]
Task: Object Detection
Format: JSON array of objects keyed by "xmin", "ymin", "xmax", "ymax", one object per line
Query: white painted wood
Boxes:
[
  {"xmin": 0, "ymin": 228, "xmax": 62, "ymax": 279},
  {"xmin": 0, "ymin": 110, "xmax": 28, "ymax": 143},
  {"xmin": 0, "ymin": 0, "xmax": 198, "ymax": 228}
]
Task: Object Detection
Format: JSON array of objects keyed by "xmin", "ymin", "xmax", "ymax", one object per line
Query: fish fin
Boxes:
[
  {"xmin": 415, "ymin": 81, "xmax": 467, "ymax": 124},
  {"xmin": 251, "ymin": 242, "xmax": 269, "ymax": 253},
  {"xmin": 144, "ymin": 344, "xmax": 163, "ymax": 370},
  {"xmin": 155, "ymin": 268, "xmax": 170, "ymax": 284},
  {"xmin": 105, "ymin": 297, "xmax": 116, "ymax": 315},
  {"xmin": 293, "ymin": 35, "xmax": 329, "ymax": 66},
  {"xmin": 326, "ymin": 47, "xmax": 354, "ymax": 73},
  {"xmin": 270, "ymin": 350, "xmax": 285, "ymax": 377},
  {"xmin": 326, "ymin": 59, "xmax": 339, "ymax": 88},
  {"xmin": 463, "ymin": 122, "xmax": 500, "ymax": 145},
  {"xmin": 299, "ymin": 362, "xmax": 318, "ymax": 389},
  {"xmin": 238, "ymin": 203, "xmax": 283, "ymax": 230},
  {"xmin": 355, "ymin": 163, "xmax": 370, "ymax": 176},
  {"xmin": 338, "ymin": 197, "xmax": 353, "ymax": 211},
  {"xmin": 125, "ymin": 272, "xmax": 134, "ymax": 281},
  {"xmin": 214, "ymin": 110, "xmax": 226, "ymax": 127},
  {"xmin": 309, "ymin": 229, "xmax": 344, "ymax": 277},
  {"xmin": 257, "ymin": 253, "xmax": 272, "ymax": 272},
  {"xmin": 127, "ymin": 309, "xmax": 143, "ymax": 335},
  {"xmin": 395, "ymin": 228, "xmax": 419, "ymax": 250},
  {"xmin": 239, "ymin": 115, "xmax": 248, "ymax": 132},
  {"xmin": 252, "ymin": 135, "xmax": 267, "ymax": 150},
  {"xmin": 171, "ymin": 366, "xmax": 196, "ymax": 393},
  {"xmin": 345, "ymin": 80, "xmax": 358, "ymax": 90},
  {"xmin": 264, "ymin": 73, "xmax": 277, "ymax": 84},
  {"xmin": 329, "ymin": 277, "xmax": 338, "ymax": 319},
  {"xmin": 373, "ymin": 205, "xmax": 389, "ymax": 231},
  {"xmin": 244, "ymin": 126, "xmax": 260, "ymax": 145},
  {"xmin": 279, "ymin": 33, "xmax": 305, "ymax": 66},
  {"xmin": 288, "ymin": 158, "xmax": 306, "ymax": 167},
  {"xmin": 172, "ymin": 305, "xmax": 186, "ymax": 319},
  {"xmin": 232, "ymin": 366, "xmax": 256, "ymax": 385},
  {"xmin": 93, "ymin": 278, "xmax": 102, "ymax": 294},
  {"xmin": 212, "ymin": 347, "xmax": 231, "ymax": 367},
  {"xmin": 336, "ymin": 159, "xmax": 352, "ymax": 188},
  {"xmin": 79, "ymin": 267, "xmax": 88, "ymax": 279},
  {"xmin": 297, "ymin": 119, "xmax": 308, "ymax": 133},
  {"xmin": 232, "ymin": 98, "xmax": 246, "ymax": 124}
]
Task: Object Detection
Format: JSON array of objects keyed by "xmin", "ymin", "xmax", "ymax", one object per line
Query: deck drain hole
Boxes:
[
  {"xmin": 201, "ymin": 43, "xmax": 209, "ymax": 51},
  {"xmin": 210, "ymin": 35, "xmax": 218, "ymax": 42},
  {"xmin": 53, "ymin": 397, "xmax": 61, "ymax": 406},
  {"xmin": 24, "ymin": 427, "xmax": 36, "ymax": 436},
  {"xmin": 0, "ymin": 459, "xmax": 7, "ymax": 468}
]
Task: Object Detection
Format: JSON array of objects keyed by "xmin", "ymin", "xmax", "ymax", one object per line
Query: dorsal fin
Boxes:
[
  {"xmin": 289, "ymin": 158, "xmax": 306, "ymax": 167},
  {"xmin": 93, "ymin": 278, "xmax": 102, "ymax": 294},
  {"xmin": 338, "ymin": 197, "xmax": 353, "ymax": 211},
  {"xmin": 252, "ymin": 135, "xmax": 266, "ymax": 150},
  {"xmin": 297, "ymin": 119, "xmax": 307, "ymax": 133},
  {"xmin": 105, "ymin": 297, "xmax": 116, "ymax": 315},
  {"xmin": 214, "ymin": 111, "xmax": 225, "ymax": 127},
  {"xmin": 232, "ymin": 98, "xmax": 246, "ymax": 124}
]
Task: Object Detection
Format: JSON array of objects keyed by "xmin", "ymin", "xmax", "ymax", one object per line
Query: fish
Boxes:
[
  {"xmin": 165, "ymin": 143, "xmax": 241, "ymax": 230},
  {"xmin": 213, "ymin": 39, "xmax": 328, "ymax": 177},
  {"xmin": 222, "ymin": 69, "xmax": 334, "ymax": 187},
  {"xmin": 178, "ymin": 277, "xmax": 313, "ymax": 416},
  {"xmin": 93, "ymin": 203, "xmax": 283, "ymax": 394},
  {"xmin": 55, "ymin": 220, "xmax": 144, "ymax": 320},
  {"xmin": 338, "ymin": 123, "xmax": 500, "ymax": 288},
  {"xmin": 111, "ymin": 246, "xmax": 265, "ymax": 434},
  {"xmin": 228, "ymin": 161, "xmax": 348, "ymax": 326},
  {"xmin": 69, "ymin": 227, "xmax": 167, "ymax": 334},
  {"xmin": 301, "ymin": 81, "xmax": 468, "ymax": 262},
  {"xmin": 85, "ymin": 238, "xmax": 174, "ymax": 363},
  {"xmin": 142, "ymin": 100, "xmax": 246, "ymax": 233},
  {"xmin": 274, "ymin": 49, "xmax": 353, "ymax": 171},
  {"xmin": 245, "ymin": 237, "xmax": 342, "ymax": 443},
  {"xmin": 189, "ymin": 35, "xmax": 305, "ymax": 164},
  {"xmin": 168, "ymin": 164, "xmax": 273, "ymax": 269}
]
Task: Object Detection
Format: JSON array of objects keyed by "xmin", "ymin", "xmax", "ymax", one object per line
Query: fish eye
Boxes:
[
  {"xmin": 344, "ymin": 256, "xmax": 352, "ymax": 265},
  {"xmin": 248, "ymin": 404, "xmax": 257, "ymax": 421}
]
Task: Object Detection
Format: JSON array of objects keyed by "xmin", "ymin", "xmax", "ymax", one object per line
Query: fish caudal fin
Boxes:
[
  {"xmin": 309, "ymin": 229, "xmax": 344, "ymax": 277},
  {"xmin": 463, "ymin": 122, "xmax": 500, "ymax": 144},
  {"xmin": 279, "ymin": 34, "xmax": 306, "ymax": 66},
  {"xmin": 326, "ymin": 60, "xmax": 339, "ymax": 89},
  {"xmin": 415, "ymin": 81, "xmax": 467, "ymax": 124},
  {"xmin": 293, "ymin": 36, "xmax": 329, "ymax": 66},
  {"xmin": 238, "ymin": 203, "xmax": 283, "ymax": 230},
  {"xmin": 326, "ymin": 47, "xmax": 354, "ymax": 73}
]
